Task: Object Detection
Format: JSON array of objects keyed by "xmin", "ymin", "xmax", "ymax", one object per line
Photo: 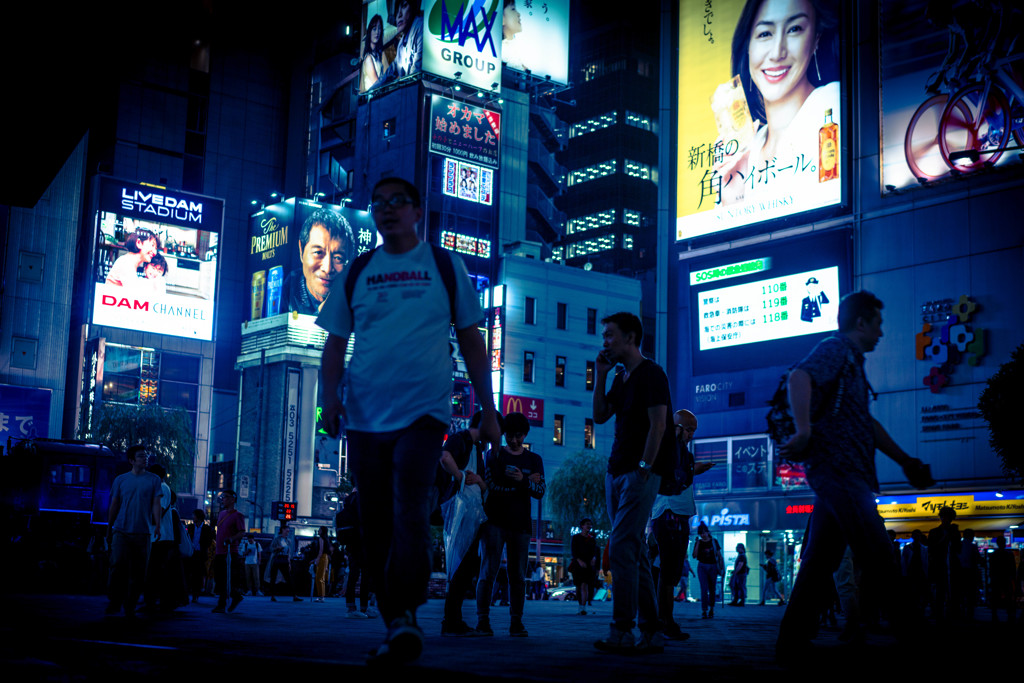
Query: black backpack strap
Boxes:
[
  {"xmin": 344, "ymin": 247, "xmax": 378, "ymax": 318},
  {"xmin": 429, "ymin": 244, "xmax": 458, "ymax": 324}
]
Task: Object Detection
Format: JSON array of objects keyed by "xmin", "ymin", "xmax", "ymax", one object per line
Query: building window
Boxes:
[
  {"xmin": 586, "ymin": 361, "xmax": 595, "ymax": 390},
  {"xmin": 552, "ymin": 245, "xmax": 564, "ymax": 260},
  {"xmin": 383, "ymin": 118, "xmax": 396, "ymax": 138},
  {"xmin": 623, "ymin": 234, "xmax": 634, "ymax": 250},
  {"xmin": 523, "ymin": 351, "xmax": 535, "ymax": 383},
  {"xmin": 567, "ymin": 209, "xmax": 615, "ymax": 235},
  {"xmin": 584, "ymin": 418, "xmax": 596, "ymax": 449},
  {"xmin": 555, "ymin": 356, "xmax": 566, "ymax": 387},
  {"xmin": 557, "ymin": 302, "xmax": 567, "ymax": 330},
  {"xmin": 623, "ymin": 209, "xmax": 643, "ymax": 227},
  {"xmin": 570, "ymin": 111, "xmax": 616, "ymax": 139},
  {"xmin": 625, "ymin": 159, "xmax": 652, "ymax": 181},
  {"xmin": 587, "ymin": 308, "xmax": 597, "ymax": 335},
  {"xmin": 625, "ymin": 110, "xmax": 652, "ymax": 131},
  {"xmin": 567, "ymin": 236, "xmax": 616, "ymax": 258},
  {"xmin": 525, "ymin": 296, "xmax": 536, "ymax": 325},
  {"xmin": 553, "ymin": 415, "xmax": 564, "ymax": 446},
  {"xmin": 569, "ymin": 159, "xmax": 617, "ymax": 187}
]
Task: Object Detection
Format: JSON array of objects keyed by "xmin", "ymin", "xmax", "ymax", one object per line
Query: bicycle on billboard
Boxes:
[{"xmin": 903, "ymin": 3, "xmax": 1024, "ymax": 182}]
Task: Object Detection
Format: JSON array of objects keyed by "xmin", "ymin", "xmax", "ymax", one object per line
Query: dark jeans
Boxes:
[
  {"xmin": 268, "ymin": 555, "xmax": 296, "ymax": 597},
  {"xmin": 778, "ymin": 477, "xmax": 904, "ymax": 646},
  {"xmin": 476, "ymin": 524, "xmax": 530, "ymax": 620},
  {"xmin": 213, "ymin": 552, "xmax": 244, "ymax": 606},
  {"xmin": 652, "ymin": 510, "xmax": 690, "ymax": 628},
  {"xmin": 346, "ymin": 542, "xmax": 370, "ymax": 610},
  {"xmin": 697, "ymin": 562, "xmax": 718, "ymax": 612},
  {"xmin": 445, "ymin": 542, "xmax": 479, "ymax": 624},
  {"xmin": 144, "ymin": 540, "xmax": 174, "ymax": 609},
  {"xmin": 348, "ymin": 416, "xmax": 446, "ymax": 624},
  {"xmin": 108, "ymin": 531, "xmax": 150, "ymax": 614}
]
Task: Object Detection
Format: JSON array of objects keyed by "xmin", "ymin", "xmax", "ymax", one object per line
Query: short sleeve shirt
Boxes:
[
  {"xmin": 606, "ymin": 359, "xmax": 675, "ymax": 478},
  {"xmin": 796, "ymin": 334, "xmax": 877, "ymax": 491},
  {"xmin": 316, "ymin": 242, "xmax": 483, "ymax": 433},
  {"xmin": 216, "ymin": 509, "xmax": 246, "ymax": 555},
  {"xmin": 110, "ymin": 470, "xmax": 162, "ymax": 534}
]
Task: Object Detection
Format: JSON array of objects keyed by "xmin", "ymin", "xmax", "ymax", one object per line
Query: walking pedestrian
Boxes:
[
  {"xmin": 693, "ymin": 522, "xmax": 723, "ymax": 618},
  {"xmin": 211, "ymin": 490, "xmax": 246, "ymax": 614},
  {"xmin": 318, "ymin": 177, "xmax": 500, "ymax": 663}
]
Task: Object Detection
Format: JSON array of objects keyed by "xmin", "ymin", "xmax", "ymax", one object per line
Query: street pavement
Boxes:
[{"xmin": 2, "ymin": 591, "xmax": 1019, "ymax": 680}]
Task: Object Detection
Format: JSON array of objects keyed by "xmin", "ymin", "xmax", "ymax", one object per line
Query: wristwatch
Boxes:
[{"xmin": 638, "ymin": 460, "xmax": 650, "ymax": 471}]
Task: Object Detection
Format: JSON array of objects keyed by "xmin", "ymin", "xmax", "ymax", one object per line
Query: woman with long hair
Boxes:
[
  {"xmin": 715, "ymin": 0, "xmax": 840, "ymax": 205},
  {"xmin": 361, "ymin": 14, "xmax": 385, "ymax": 91},
  {"xmin": 106, "ymin": 229, "xmax": 161, "ymax": 286}
]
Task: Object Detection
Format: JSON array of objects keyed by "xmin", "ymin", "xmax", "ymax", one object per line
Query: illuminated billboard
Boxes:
[
  {"xmin": 442, "ymin": 157, "xmax": 494, "ymax": 205},
  {"xmin": 676, "ymin": 0, "xmax": 844, "ymax": 240},
  {"xmin": 422, "ymin": 0, "xmax": 503, "ymax": 93},
  {"xmin": 430, "ymin": 94, "xmax": 501, "ymax": 168},
  {"xmin": 879, "ymin": 1, "xmax": 1023, "ymax": 191},
  {"xmin": 247, "ymin": 199, "xmax": 377, "ymax": 322},
  {"xmin": 500, "ymin": 0, "xmax": 569, "ymax": 84},
  {"xmin": 686, "ymin": 229, "xmax": 851, "ymax": 375},
  {"xmin": 360, "ymin": 0, "xmax": 424, "ymax": 93},
  {"xmin": 91, "ymin": 178, "xmax": 224, "ymax": 341}
]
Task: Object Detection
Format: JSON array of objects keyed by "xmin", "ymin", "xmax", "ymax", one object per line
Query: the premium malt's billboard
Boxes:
[
  {"xmin": 676, "ymin": 0, "xmax": 844, "ymax": 240},
  {"xmin": 247, "ymin": 199, "xmax": 376, "ymax": 322}
]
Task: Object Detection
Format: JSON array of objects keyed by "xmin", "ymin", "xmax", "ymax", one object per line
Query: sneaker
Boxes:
[
  {"xmin": 367, "ymin": 612, "xmax": 423, "ymax": 664},
  {"xmin": 474, "ymin": 617, "xmax": 494, "ymax": 636},
  {"xmin": 365, "ymin": 606, "xmax": 380, "ymax": 618},
  {"xmin": 347, "ymin": 608, "xmax": 370, "ymax": 619},
  {"xmin": 594, "ymin": 626, "xmax": 636, "ymax": 654},
  {"xmin": 701, "ymin": 611, "xmax": 708, "ymax": 619},
  {"xmin": 292, "ymin": 596, "xmax": 303, "ymax": 602},
  {"xmin": 663, "ymin": 623, "xmax": 691, "ymax": 641},
  {"xmin": 440, "ymin": 620, "xmax": 475, "ymax": 637},
  {"xmin": 509, "ymin": 619, "xmax": 528, "ymax": 637},
  {"xmin": 227, "ymin": 595, "xmax": 244, "ymax": 613},
  {"xmin": 636, "ymin": 630, "xmax": 665, "ymax": 654}
]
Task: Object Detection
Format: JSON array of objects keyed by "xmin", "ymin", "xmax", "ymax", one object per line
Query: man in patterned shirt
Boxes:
[{"xmin": 775, "ymin": 291, "xmax": 931, "ymax": 663}]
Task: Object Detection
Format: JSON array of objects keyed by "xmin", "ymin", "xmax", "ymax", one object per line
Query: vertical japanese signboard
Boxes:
[{"xmin": 676, "ymin": 0, "xmax": 844, "ymax": 240}]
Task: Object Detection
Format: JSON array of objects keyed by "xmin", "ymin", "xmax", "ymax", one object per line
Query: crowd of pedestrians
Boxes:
[{"xmin": 95, "ymin": 178, "xmax": 1020, "ymax": 672}]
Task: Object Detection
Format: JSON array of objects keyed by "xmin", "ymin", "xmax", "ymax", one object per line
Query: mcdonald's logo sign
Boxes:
[{"xmin": 502, "ymin": 394, "xmax": 544, "ymax": 426}]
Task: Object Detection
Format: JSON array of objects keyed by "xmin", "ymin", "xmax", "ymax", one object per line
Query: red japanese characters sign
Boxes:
[{"xmin": 430, "ymin": 94, "xmax": 501, "ymax": 169}]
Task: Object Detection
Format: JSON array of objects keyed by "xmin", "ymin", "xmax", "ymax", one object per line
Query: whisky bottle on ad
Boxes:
[{"xmin": 819, "ymin": 108, "xmax": 838, "ymax": 182}]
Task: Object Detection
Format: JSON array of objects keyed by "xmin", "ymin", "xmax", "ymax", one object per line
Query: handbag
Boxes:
[
  {"xmin": 174, "ymin": 509, "xmax": 193, "ymax": 558},
  {"xmin": 441, "ymin": 446, "xmax": 488, "ymax": 581}
]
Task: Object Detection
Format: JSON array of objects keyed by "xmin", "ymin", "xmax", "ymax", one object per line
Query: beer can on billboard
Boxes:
[
  {"xmin": 267, "ymin": 265, "xmax": 283, "ymax": 317},
  {"xmin": 251, "ymin": 270, "xmax": 266, "ymax": 320}
]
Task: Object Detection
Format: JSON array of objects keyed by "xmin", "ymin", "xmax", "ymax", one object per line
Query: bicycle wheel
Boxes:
[
  {"xmin": 904, "ymin": 95, "xmax": 974, "ymax": 181},
  {"xmin": 940, "ymin": 83, "xmax": 1011, "ymax": 172},
  {"xmin": 905, "ymin": 95, "xmax": 953, "ymax": 182}
]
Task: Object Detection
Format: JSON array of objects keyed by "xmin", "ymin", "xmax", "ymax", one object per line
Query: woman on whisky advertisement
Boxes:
[{"xmin": 713, "ymin": 0, "xmax": 840, "ymax": 206}]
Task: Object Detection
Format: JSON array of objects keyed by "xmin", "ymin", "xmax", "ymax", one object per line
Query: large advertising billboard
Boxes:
[
  {"xmin": 879, "ymin": 1, "xmax": 1023, "ymax": 191},
  {"xmin": 247, "ymin": 198, "xmax": 376, "ymax": 322},
  {"xmin": 676, "ymin": 0, "xmax": 844, "ymax": 240},
  {"xmin": 0, "ymin": 384, "xmax": 52, "ymax": 441},
  {"xmin": 359, "ymin": 0, "xmax": 425, "ymax": 93},
  {"xmin": 422, "ymin": 0, "xmax": 503, "ymax": 93},
  {"xmin": 91, "ymin": 178, "xmax": 224, "ymax": 341},
  {"xmin": 500, "ymin": 0, "xmax": 569, "ymax": 84}
]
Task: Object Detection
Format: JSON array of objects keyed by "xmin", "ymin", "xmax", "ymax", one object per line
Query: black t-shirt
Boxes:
[
  {"xmin": 606, "ymin": 359, "xmax": 675, "ymax": 478},
  {"xmin": 483, "ymin": 447, "xmax": 545, "ymax": 533},
  {"xmin": 435, "ymin": 430, "xmax": 484, "ymax": 505}
]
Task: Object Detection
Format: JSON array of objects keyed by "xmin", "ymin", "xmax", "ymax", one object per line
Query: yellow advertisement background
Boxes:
[
  {"xmin": 676, "ymin": 0, "xmax": 745, "ymax": 220},
  {"xmin": 876, "ymin": 495, "xmax": 1024, "ymax": 520}
]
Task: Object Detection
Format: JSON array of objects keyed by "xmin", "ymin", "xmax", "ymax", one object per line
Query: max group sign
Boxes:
[{"xmin": 423, "ymin": 0, "xmax": 503, "ymax": 92}]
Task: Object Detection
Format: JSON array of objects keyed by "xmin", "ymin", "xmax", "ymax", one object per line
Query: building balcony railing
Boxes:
[{"xmin": 528, "ymin": 138, "xmax": 566, "ymax": 197}]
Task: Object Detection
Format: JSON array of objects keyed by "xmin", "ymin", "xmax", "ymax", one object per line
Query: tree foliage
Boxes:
[
  {"xmin": 81, "ymin": 403, "xmax": 197, "ymax": 492},
  {"xmin": 978, "ymin": 343, "xmax": 1024, "ymax": 485},
  {"xmin": 545, "ymin": 450, "xmax": 609, "ymax": 553}
]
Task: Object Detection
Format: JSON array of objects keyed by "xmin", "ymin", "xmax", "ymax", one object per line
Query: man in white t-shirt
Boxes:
[{"xmin": 317, "ymin": 177, "xmax": 499, "ymax": 664}]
